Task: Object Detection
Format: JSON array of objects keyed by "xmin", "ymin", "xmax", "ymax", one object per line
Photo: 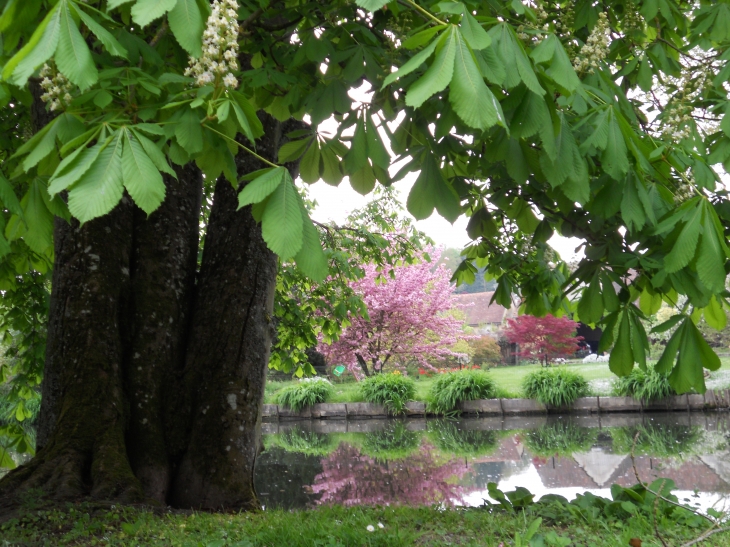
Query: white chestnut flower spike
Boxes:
[
  {"xmin": 185, "ymin": 0, "xmax": 240, "ymax": 89},
  {"xmin": 39, "ymin": 63, "xmax": 73, "ymax": 111}
]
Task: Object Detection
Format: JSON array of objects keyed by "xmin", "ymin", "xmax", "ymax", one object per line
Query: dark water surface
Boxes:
[{"xmin": 254, "ymin": 412, "xmax": 730, "ymax": 513}]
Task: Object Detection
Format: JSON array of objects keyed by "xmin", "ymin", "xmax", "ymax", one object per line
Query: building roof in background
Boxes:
[{"xmin": 452, "ymin": 291, "xmax": 516, "ymax": 327}]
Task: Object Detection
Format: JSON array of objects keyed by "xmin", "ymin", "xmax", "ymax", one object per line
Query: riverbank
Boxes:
[
  {"xmin": 2, "ymin": 498, "xmax": 729, "ymax": 546},
  {"xmin": 262, "ymin": 388, "xmax": 730, "ymax": 421},
  {"xmin": 263, "ymin": 360, "xmax": 730, "ymax": 405}
]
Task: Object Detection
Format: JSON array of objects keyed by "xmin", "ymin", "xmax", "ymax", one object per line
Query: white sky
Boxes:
[{"xmin": 307, "ymin": 178, "xmax": 584, "ymax": 261}]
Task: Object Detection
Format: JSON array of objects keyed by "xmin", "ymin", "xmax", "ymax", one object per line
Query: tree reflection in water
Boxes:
[{"xmin": 311, "ymin": 442, "xmax": 469, "ymax": 506}]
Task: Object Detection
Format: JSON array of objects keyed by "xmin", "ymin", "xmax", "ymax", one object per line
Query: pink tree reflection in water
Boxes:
[{"xmin": 310, "ymin": 443, "xmax": 470, "ymax": 506}]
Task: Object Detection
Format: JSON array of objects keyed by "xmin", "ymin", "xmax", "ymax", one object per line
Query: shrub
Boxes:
[
  {"xmin": 0, "ymin": 388, "xmax": 41, "ymax": 450},
  {"xmin": 613, "ymin": 366, "xmax": 674, "ymax": 402},
  {"xmin": 504, "ymin": 314, "xmax": 582, "ymax": 366},
  {"xmin": 359, "ymin": 373, "xmax": 416, "ymax": 413},
  {"xmin": 275, "ymin": 377, "xmax": 333, "ymax": 411},
  {"xmin": 469, "ymin": 336, "xmax": 502, "ymax": 366},
  {"xmin": 521, "ymin": 367, "xmax": 589, "ymax": 407},
  {"xmin": 427, "ymin": 370, "xmax": 498, "ymax": 414}
]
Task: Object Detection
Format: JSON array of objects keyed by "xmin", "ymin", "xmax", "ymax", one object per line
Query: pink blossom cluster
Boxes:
[{"xmin": 319, "ymin": 249, "xmax": 466, "ymax": 377}]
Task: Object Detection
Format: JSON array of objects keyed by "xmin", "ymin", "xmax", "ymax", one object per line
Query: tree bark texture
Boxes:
[
  {"xmin": 0, "ymin": 114, "xmax": 301, "ymax": 513},
  {"xmin": 168, "ymin": 175, "xmax": 277, "ymax": 510},
  {"xmin": 18, "ymin": 200, "xmax": 143, "ymax": 502},
  {"xmin": 169, "ymin": 114, "xmax": 299, "ymax": 510}
]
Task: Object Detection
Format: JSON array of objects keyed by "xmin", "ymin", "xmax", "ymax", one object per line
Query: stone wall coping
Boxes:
[{"xmin": 261, "ymin": 388, "xmax": 730, "ymax": 421}]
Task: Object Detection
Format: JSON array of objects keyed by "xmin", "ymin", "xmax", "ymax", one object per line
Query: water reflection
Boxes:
[
  {"xmin": 267, "ymin": 426, "xmax": 338, "ymax": 457},
  {"xmin": 360, "ymin": 421, "xmax": 421, "ymax": 461},
  {"xmin": 254, "ymin": 412, "xmax": 730, "ymax": 513},
  {"xmin": 427, "ymin": 419, "xmax": 502, "ymax": 457},
  {"xmin": 611, "ymin": 422, "xmax": 703, "ymax": 458},
  {"xmin": 521, "ymin": 421, "xmax": 597, "ymax": 458},
  {"xmin": 311, "ymin": 443, "xmax": 468, "ymax": 507}
]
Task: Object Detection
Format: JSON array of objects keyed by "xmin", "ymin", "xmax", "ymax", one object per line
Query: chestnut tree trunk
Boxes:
[{"xmin": 0, "ymin": 115, "xmax": 297, "ymax": 512}]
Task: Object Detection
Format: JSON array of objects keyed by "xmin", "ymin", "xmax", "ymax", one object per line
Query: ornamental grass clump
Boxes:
[
  {"xmin": 522, "ymin": 367, "xmax": 589, "ymax": 407},
  {"xmin": 427, "ymin": 369, "xmax": 498, "ymax": 414},
  {"xmin": 275, "ymin": 377, "xmax": 333, "ymax": 411},
  {"xmin": 359, "ymin": 373, "xmax": 416, "ymax": 414},
  {"xmin": 613, "ymin": 366, "xmax": 675, "ymax": 402}
]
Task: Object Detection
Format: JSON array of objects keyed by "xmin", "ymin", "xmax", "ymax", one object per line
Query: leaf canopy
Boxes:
[{"xmin": 1, "ymin": 0, "xmax": 730, "ymax": 393}]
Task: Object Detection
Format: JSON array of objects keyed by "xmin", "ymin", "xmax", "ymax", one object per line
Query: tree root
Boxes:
[{"xmin": 0, "ymin": 440, "xmax": 145, "ymax": 517}]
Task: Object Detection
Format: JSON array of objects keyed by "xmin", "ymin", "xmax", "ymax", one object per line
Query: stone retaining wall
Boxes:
[
  {"xmin": 261, "ymin": 388, "xmax": 730, "ymax": 421},
  {"xmin": 261, "ymin": 410, "xmax": 725, "ymax": 435}
]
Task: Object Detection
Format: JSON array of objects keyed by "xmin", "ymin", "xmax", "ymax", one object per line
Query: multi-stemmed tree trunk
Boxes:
[{"xmin": 0, "ymin": 114, "xmax": 294, "ymax": 511}]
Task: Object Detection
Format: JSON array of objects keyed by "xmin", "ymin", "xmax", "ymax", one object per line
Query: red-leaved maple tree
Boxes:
[
  {"xmin": 319, "ymin": 248, "xmax": 466, "ymax": 377},
  {"xmin": 504, "ymin": 314, "xmax": 583, "ymax": 366}
]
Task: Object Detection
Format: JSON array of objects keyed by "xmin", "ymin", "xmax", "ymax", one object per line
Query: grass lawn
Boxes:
[
  {"xmin": 264, "ymin": 357, "xmax": 730, "ymax": 404},
  {"xmin": 3, "ymin": 501, "xmax": 728, "ymax": 547}
]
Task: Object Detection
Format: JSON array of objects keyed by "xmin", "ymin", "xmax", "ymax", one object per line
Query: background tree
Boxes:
[
  {"xmin": 0, "ymin": 273, "xmax": 47, "ymax": 468},
  {"xmin": 271, "ymin": 186, "xmax": 429, "ymax": 376},
  {"xmin": 437, "ymin": 248, "xmax": 496, "ymax": 294},
  {"xmin": 0, "ymin": 0, "xmax": 729, "ymax": 513},
  {"xmin": 504, "ymin": 314, "xmax": 583, "ymax": 366},
  {"xmin": 469, "ymin": 335, "xmax": 503, "ymax": 366},
  {"xmin": 319, "ymin": 248, "xmax": 466, "ymax": 377}
]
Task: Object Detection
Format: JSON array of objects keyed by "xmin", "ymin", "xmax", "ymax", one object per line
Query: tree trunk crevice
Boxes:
[{"xmin": 124, "ymin": 163, "xmax": 203, "ymax": 504}]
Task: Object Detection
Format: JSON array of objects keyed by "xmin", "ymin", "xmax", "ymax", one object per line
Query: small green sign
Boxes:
[{"xmin": 333, "ymin": 365, "xmax": 346, "ymax": 377}]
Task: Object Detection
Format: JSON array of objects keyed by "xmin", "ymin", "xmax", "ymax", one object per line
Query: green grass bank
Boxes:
[
  {"xmin": 2, "ymin": 500, "xmax": 729, "ymax": 547},
  {"xmin": 264, "ymin": 359, "xmax": 730, "ymax": 405}
]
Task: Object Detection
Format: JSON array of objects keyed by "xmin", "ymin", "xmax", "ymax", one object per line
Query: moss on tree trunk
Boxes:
[
  {"xmin": 13, "ymin": 199, "xmax": 144, "ymax": 502},
  {"xmin": 169, "ymin": 115, "xmax": 298, "ymax": 510},
  {"xmin": 168, "ymin": 176, "xmax": 276, "ymax": 510}
]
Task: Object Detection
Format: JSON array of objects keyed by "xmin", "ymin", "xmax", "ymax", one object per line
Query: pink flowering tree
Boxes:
[{"xmin": 319, "ymin": 249, "xmax": 466, "ymax": 377}]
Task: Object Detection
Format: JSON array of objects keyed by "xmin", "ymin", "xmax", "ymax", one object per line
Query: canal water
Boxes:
[{"xmin": 255, "ymin": 412, "xmax": 730, "ymax": 513}]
